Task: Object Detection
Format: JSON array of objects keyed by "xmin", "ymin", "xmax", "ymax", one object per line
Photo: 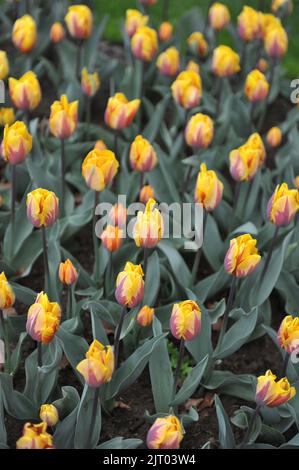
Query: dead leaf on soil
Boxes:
[
  {"xmin": 114, "ymin": 399, "xmax": 131, "ymax": 411},
  {"xmin": 185, "ymin": 392, "xmax": 215, "ymax": 412}
]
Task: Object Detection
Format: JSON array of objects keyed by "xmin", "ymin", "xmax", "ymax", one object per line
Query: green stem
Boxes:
[
  {"xmin": 92, "ymin": 191, "xmax": 100, "ymax": 282},
  {"xmin": 87, "ymin": 387, "xmax": 100, "ymax": 449},
  {"xmin": 282, "ymin": 352, "xmax": 290, "ymax": 377},
  {"xmin": 216, "ymin": 277, "xmax": 237, "ymax": 352},
  {"xmin": 114, "ymin": 305, "xmax": 127, "ymax": 368},
  {"xmin": 162, "ymin": 0, "xmax": 170, "ymax": 21},
  {"xmin": 10, "ymin": 165, "xmax": 17, "ymax": 259},
  {"xmin": 60, "ymin": 138, "xmax": 66, "ymax": 215},
  {"xmin": 191, "ymin": 210, "xmax": 208, "ymax": 285},
  {"xmin": 257, "ymin": 58, "xmax": 277, "ymax": 131},
  {"xmin": 41, "ymin": 226, "xmax": 50, "ymax": 293},
  {"xmin": 260, "ymin": 225, "xmax": 279, "ymax": 284},
  {"xmin": 0, "ymin": 310, "xmax": 10, "ymax": 372},
  {"xmin": 76, "ymin": 40, "xmax": 82, "ymax": 79},
  {"xmin": 86, "ymin": 95, "xmax": 91, "ymax": 126},
  {"xmin": 37, "ymin": 341, "xmax": 42, "ymax": 368},
  {"xmin": 240, "ymin": 404, "xmax": 261, "ymax": 449},
  {"xmin": 172, "ymin": 339, "xmax": 185, "ymax": 404},
  {"xmin": 66, "ymin": 285, "xmax": 72, "ymax": 320},
  {"xmin": 143, "ymin": 247, "xmax": 149, "ymax": 276}
]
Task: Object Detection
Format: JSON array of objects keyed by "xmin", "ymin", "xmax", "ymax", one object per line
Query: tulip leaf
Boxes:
[
  {"xmin": 215, "ymin": 395, "xmax": 236, "ymax": 449},
  {"xmin": 143, "ymin": 251, "xmax": 160, "ymax": 306},
  {"xmin": 10, "ymin": 332, "xmax": 27, "ymax": 376},
  {"xmin": 74, "ymin": 384, "xmax": 101, "ymax": 449},
  {"xmin": 0, "ymin": 373, "xmax": 38, "ymax": 420},
  {"xmin": 185, "ymin": 309, "xmax": 213, "ymax": 363},
  {"xmin": 56, "ymin": 327, "xmax": 89, "ymax": 385},
  {"xmin": 205, "ymin": 371, "xmax": 255, "ymax": 402},
  {"xmin": 97, "ymin": 437, "xmax": 142, "ymax": 449},
  {"xmin": 0, "ymin": 388, "xmax": 7, "ymax": 446},
  {"xmin": 171, "ymin": 354, "xmax": 209, "ymax": 406},
  {"xmin": 158, "ymin": 241, "xmax": 191, "ymax": 287}
]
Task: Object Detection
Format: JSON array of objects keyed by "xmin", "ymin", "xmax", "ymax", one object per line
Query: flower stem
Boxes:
[
  {"xmin": 258, "ymin": 58, "xmax": 277, "ymax": 131},
  {"xmin": 10, "ymin": 165, "xmax": 17, "ymax": 259},
  {"xmin": 172, "ymin": 339, "xmax": 185, "ymax": 401},
  {"xmin": 76, "ymin": 40, "xmax": 82, "ymax": 79},
  {"xmin": 87, "ymin": 387, "xmax": 100, "ymax": 449},
  {"xmin": 240, "ymin": 404, "xmax": 261, "ymax": 449},
  {"xmin": 114, "ymin": 305, "xmax": 127, "ymax": 369},
  {"xmin": 60, "ymin": 138, "xmax": 66, "ymax": 215},
  {"xmin": 37, "ymin": 341, "xmax": 43, "ymax": 368},
  {"xmin": 86, "ymin": 96, "xmax": 91, "ymax": 126},
  {"xmin": 143, "ymin": 247, "xmax": 149, "ymax": 276},
  {"xmin": 191, "ymin": 210, "xmax": 208, "ymax": 285},
  {"xmin": 41, "ymin": 226, "xmax": 50, "ymax": 293},
  {"xmin": 216, "ymin": 277, "xmax": 237, "ymax": 352},
  {"xmin": 282, "ymin": 352, "xmax": 290, "ymax": 377},
  {"xmin": 162, "ymin": 0, "xmax": 170, "ymax": 21},
  {"xmin": 92, "ymin": 191, "xmax": 100, "ymax": 282},
  {"xmin": 260, "ymin": 225, "xmax": 279, "ymax": 284},
  {"xmin": 66, "ymin": 285, "xmax": 72, "ymax": 320},
  {"xmin": 0, "ymin": 309, "xmax": 10, "ymax": 372}
]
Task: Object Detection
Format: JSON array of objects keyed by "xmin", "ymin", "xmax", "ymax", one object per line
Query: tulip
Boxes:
[
  {"xmin": 133, "ymin": 198, "xmax": 163, "ymax": 249},
  {"xmin": 12, "ymin": 15, "xmax": 37, "ymax": 53},
  {"xmin": 40, "ymin": 404, "xmax": 59, "ymax": 427},
  {"xmin": 16, "ymin": 422, "xmax": 54, "ymax": 449},
  {"xmin": 194, "ymin": 163, "xmax": 223, "ymax": 212},
  {"xmin": 156, "ymin": 47, "xmax": 180, "ymax": 77},
  {"xmin": 185, "ymin": 113, "xmax": 214, "ymax": 149},
  {"xmin": 0, "ymin": 50, "xmax": 9, "ymax": 80},
  {"xmin": 186, "ymin": 60, "xmax": 200, "ymax": 74},
  {"xmin": 82, "ymin": 148, "xmax": 119, "ymax": 192},
  {"xmin": 94, "ymin": 140, "xmax": 107, "ymax": 151},
  {"xmin": 0, "ymin": 108, "xmax": 15, "ymax": 127},
  {"xmin": 271, "ymin": 0, "xmax": 293, "ymax": 15},
  {"xmin": 26, "ymin": 292, "xmax": 61, "ymax": 346},
  {"xmin": 257, "ymin": 58, "xmax": 268, "ymax": 73},
  {"xmin": 294, "ymin": 176, "xmax": 299, "ymax": 190},
  {"xmin": 140, "ymin": 0, "xmax": 157, "ymax": 5},
  {"xmin": 209, "ymin": 2, "xmax": 231, "ymax": 31},
  {"xmin": 76, "ymin": 339, "xmax": 114, "ymax": 388},
  {"xmin": 2, "ymin": 121, "xmax": 32, "ymax": 165},
  {"xmin": 237, "ymin": 6, "xmax": 263, "ymax": 42},
  {"xmin": 65, "ymin": 5, "xmax": 93, "ymax": 40},
  {"xmin": 147, "ymin": 415, "xmax": 183, "ymax": 449},
  {"xmin": 50, "ymin": 22, "xmax": 65, "ymax": 43},
  {"xmin": 49, "ymin": 95, "xmax": 78, "ymax": 140},
  {"xmin": 125, "ymin": 9, "xmax": 148, "ymax": 37},
  {"xmin": 171, "ymin": 70, "xmax": 202, "ymax": 109},
  {"xmin": 9, "ymin": 71, "xmax": 41, "ymax": 111},
  {"xmin": 59, "ymin": 259, "xmax": 78, "ymax": 286},
  {"xmin": 212, "ymin": 45, "xmax": 240, "ymax": 77},
  {"xmin": 101, "ymin": 225, "xmax": 123, "ymax": 253},
  {"xmin": 136, "ymin": 305, "xmax": 155, "ymax": 327},
  {"xmin": 245, "ymin": 69, "xmax": 269, "ymax": 102},
  {"xmin": 105, "ymin": 93, "xmax": 141, "ymax": 130},
  {"xmin": 264, "ymin": 25, "xmax": 288, "ymax": 58},
  {"xmin": 81, "ymin": 68, "xmax": 100, "ymax": 98},
  {"xmin": 187, "ymin": 32, "xmax": 208, "ymax": 58},
  {"xmin": 224, "ymin": 234, "xmax": 261, "ymax": 278},
  {"xmin": 229, "ymin": 133, "xmax": 265, "ymax": 182},
  {"xmin": 170, "ymin": 300, "xmax": 201, "ymax": 341},
  {"xmin": 26, "ymin": 188, "xmax": 59, "ymax": 228},
  {"xmin": 262, "ymin": 13, "xmax": 282, "ymax": 36},
  {"xmin": 159, "ymin": 22, "xmax": 173, "ymax": 42},
  {"xmin": 277, "ymin": 315, "xmax": 299, "ymax": 355},
  {"xmin": 108, "ymin": 203, "xmax": 127, "ymax": 227},
  {"xmin": 130, "ymin": 135, "xmax": 157, "ymax": 173},
  {"xmin": 131, "ymin": 26, "xmax": 158, "ymax": 62},
  {"xmin": 140, "ymin": 184, "xmax": 155, "ymax": 204},
  {"xmin": 267, "ymin": 183, "xmax": 299, "ymax": 227},
  {"xmin": 267, "ymin": 127, "xmax": 282, "ymax": 147},
  {"xmin": 115, "ymin": 262, "xmax": 144, "ymax": 309},
  {"xmin": 0, "ymin": 272, "xmax": 15, "ymax": 371},
  {"xmin": 256, "ymin": 370, "xmax": 296, "ymax": 407}
]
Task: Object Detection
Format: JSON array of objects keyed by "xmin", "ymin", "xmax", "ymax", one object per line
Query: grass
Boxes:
[{"xmin": 94, "ymin": 0, "xmax": 299, "ymax": 77}]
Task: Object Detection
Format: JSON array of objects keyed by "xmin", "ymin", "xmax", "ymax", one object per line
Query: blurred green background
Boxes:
[{"xmin": 94, "ymin": 0, "xmax": 299, "ymax": 77}]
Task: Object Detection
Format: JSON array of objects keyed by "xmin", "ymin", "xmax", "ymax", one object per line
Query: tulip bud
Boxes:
[
  {"xmin": 26, "ymin": 188, "xmax": 59, "ymax": 228},
  {"xmin": 277, "ymin": 315, "xmax": 299, "ymax": 355},
  {"xmin": 16, "ymin": 422, "xmax": 54, "ymax": 449},
  {"xmin": 50, "ymin": 22, "xmax": 65, "ymax": 43},
  {"xmin": 171, "ymin": 70, "xmax": 202, "ymax": 109},
  {"xmin": 101, "ymin": 225, "xmax": 123, "ymax": 252},
  {"xmin": 187, "ymin": 32, "xmax": 208, "ymax": 58},
  {"xmin": 245, "ymin": 69, "xmax": 269, "ymax": 102},
  {"xmin": 237, "ymin": 6, "xmax": 263, "ymax": 42},
  {"xmin": 272, "ymin": 0, "xmax": 293, "ymax": 15},
  {"xmin": 147, "ymin": 415, "xmax": 183, "ymax": 449},
  {"xmin": 229, "ymin": 133, "xmax": 265, "ymax": 182},
  {"xmin": 94, "ymin": 140, "xmax": 107, "ymax": 151},
  {"xmin": 115, "ymin": 262, "xmax": 144, "ymax": 308},
  {"xmin": 140, "ymin": 0, "xmax": 157, "ymax": 5},
  {"xmin": 12, "ymin": 15, "xmax": 37, "ymax": 53},
  {"xmin": 76, "ymin": 339, "xmax": 114, "ymax": 388},
  {"xmin": 131, "ymin": 26, "xmax": 158, "ymax": 62},
  {"xmin": 186, "ymin": 60, "xmax": 200, "ymax": 74},
  {"xmin": 65, "ymin": 5, "xmax": 93, "ymax": 40},
  {"xmin": 0, "ymin": 272, "xmax": 15, "ymax": 309},
  {"xmin": 267, "ymin": 183, "xmax": 299, "ymax": 227},
  {"xmin": 185, "ymin": 113, "xmax": 214, "ymax": 149},
  {"xmin": 49, "ymin": 95, "xmax": 78, "ymax": 140},
  {"xmin": 264, "ymin": 25, "xmax": 288, "ymax": 58},
  {"xmin": 267, "ymin": 126, "xmax": 282, "ymax": 147},
  {"xmin": 82, "ymin": 149, "xmax": 119, "ymax": 192},
  {"xmin": 105, "ymin": 93, "xmax": 141, "ymax": 130},
  {"xmin": 257, "ymin": 58, "xmax": 268, "ymax": 73},
  {"xmin": 159, "ymin": 22, "xmax": 173, "ymax": 42},
  {"xmin": 125, "ymin": 9, "xmax": 148, "ymax": 38},
  {"xmin": 212, "ymin": 45, "xmax": 240, "ymax": 77},
  {"xmin": 59, "ymin": 259, "xmax": 78, "ymax": 286},
  {"xmin": 224, "ymin": 234, "xmax": 261, "ymax": 278},
  {"xmin": 133, "ymin": 198, "xmax": 163, "ymax": 248},
  {"xmin": 209, "ymin": 2, "xmax": 231, "ymax": 31},
  {"xmin": 26, "ymin": 292, "xmax": 61, "ymax": 344},
  {"xmin": 2, "ymin": 121, "xmax": 32, "ymax": 165},
  {"xmin": 108, "ymin": 203, "xmax": 127, "ymax": 227},
  {"xmin": 156, "ymin": 47, "xmax": 180, "ymax": 77},
  {"xmin": 170, "ymin": 300, "xmax": 201, "ymax": 341},
  {"xmin": 0, "ymin": 108, "xmax": 15, "ymax": 127},
  {"xmin": 9, "ymin": 71, "xmax": 41, "ymax": 111},
  {"xmin": 130, "ymin": 135, "xmax": 158, "ymax": 172},
  {"xmin": 0, "ymin": 50, "xmax": 9, "ymax": 80},
  {"xmin": 81, "ymin": 68, "xmax": 100, "ymax": 97},
  {"xmin": 256, "ymin": 370, "xmax": 296, "ymax": 407},
  {"xmin": 195, "ymin": 163, "xmax": 223, "ymax": 212},
  {"xmin": 136, "ymin": 305, "xmax": 154, "ymax": 327},
  {"xmin": 40, "ymin": 404, "xmax": 59, "ymax": 427},
  {"xmin": 140, "ymin": 184, "xmax": 155, "ymax": 204}
]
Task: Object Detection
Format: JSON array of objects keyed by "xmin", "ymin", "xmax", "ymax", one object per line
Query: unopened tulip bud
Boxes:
[
  {"xmin": 59, "ymin": 259, "xmax": 78, "ymax": 286},
  {"xmin": 65, "ymin": 5, "xmax": 93, "ymax": 40},
  {"xmin": 212, "ymin": 45, "xmax": 240, "ymax": 77},
  {"xmin": 195, "ymin": 163, "xmax": 223, "ymax": 212},
  {"xmin": 256, "ymin": 370, "xmax": 296, "ymax": 407},
  {"xmin": 277, "ymin": 315, "xmax": 299, "ymax": 355},
  {"xmin": 105, "ymin": 93, "xmax": 140, "ymax": 130},
  {"xmin": 238, "ymin": 6, "xmax": 263, "ymax": 42},
  {"xmin": 130, "ymin": 135, "xmax": 157, "ymax": 172},
  {"xmin": 125, "ymin": 9, "xmax": 148, "ymax": 38},
  {"xmin": 257, "ymin": 58, "xmax": 268, "ymax": 73},
  {"xmin": 185, "ymin": 113, "xmax": 214, "ymax": 149},
  {"xmin": 187, "ymin": 32, "xmax": 208, "ymax": 58},
  {"xmin": 76, "ymin": 339, "xmax": 114, "ymax": 388},
  {"xmin": 49, "ymin": 95, "xmax": 78, "ymax": 139},
  {"xmin": 267, "ymin": 183, "xmax": 299, "ymax": 227},
  {"xmin": 12, "ymin": 15, "xmax": 37, "ymax": 53},
  {"xmin": 9, "ymin": 71, "xmax": 41, "ymax": 111},
  {"xmin": 94, "ymin": 140, "xmax": 107, "ymax": 151},
  {"xmin": 156, "ymin": 47, "xmax": 180, "ymax": 77},
  {"xmin": 0, "ymin": 108, "xmax": 15, "ymax": 127},
  {"xmin": 171, "ymin": 70, "xmax": 202, "ymax": 109},
  {"xmin": 209, "ymin": 2, "xmax": 231, "ymax": 31},
  {"xmin": 50, "ymin": 22, "xmax": 65, "ymax": 43},
  {"xmin": 115, "ymin": 262, "xmax": 144, "ymax": 308},
  {"xmin": 186, "ymin": 60, "xmax": 200, "ymax": 74},
  {"xmin": 224, "ymin": 234, "xmax": 261, "ymax": 278},
  {"xmin": 81, "ymin": 68, "xmax": 100, "ymax": 97},
  {"xmin": 229, "ymin": 133, "xmax": 265, "ymax": 182},
  {"xmin": 147, "ymin": 415, "xmax": 183, "ymax": 449},
  {"xmin": 264, "ymin": 25, "xmax": 288, "ymax": 58},
  {"xmin": 0, "ymin": 50, "xmax": 9, "ymax": 80},
  {"xmin": 26, "ymin": 292, "xmax": 61, "ymax": 344},
  {"xmin": 159, "ymin": 22, "xmax": 173, "ymax": 42},
  {"xmin": 133, "ymin": 198, "xmax": 163, "ymax": 248},
  {"xmin": 140, "ymin": 185, "xmax": 155, "ymax": 204},
  {"xmin": 0, "ymin": 272, "xmax": 15, "ymax": 309},
  {"xmin": 101, "ymin": 225, "xmax": 123, "ymax": 252},
  {"xmin": 82, "ymin": 149, "xmax": 119, "ymax": 192},
  {"xmin": 26, "ymin": 188, "xmax": 59, "ymax": 228},
  {"xmin": 108, "ymin": 203, "xmax": 127, "ymax": 227},
  {"xmin": 245, "ymin": 69, "xmax": 269, "ymax": 102},
  {"xmin": 267, "ymin": 127, "xmax": 282, "ymax": 147},
  {"xmin": 40, "ymin": 404, "xmax": 59, "ymax": 427},
  {"xmin": 136, "ymin": 305, "xmax": 154, "ymax": 327},
  {"xmin": 16, "ymin": 422, "xmax": 54, "ymax": 449},
  {"xmin": 170, "ymin": 300, "xmax": 201, "ymax": 341},
  {"xmin": 131, "ymin": 26, "xmax": 158, "ymax": 62},
  {"xmin": 3, "ymin": 121, "xmax": 32, "ymax": 165}
]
